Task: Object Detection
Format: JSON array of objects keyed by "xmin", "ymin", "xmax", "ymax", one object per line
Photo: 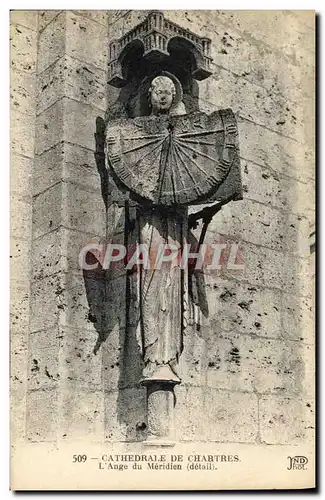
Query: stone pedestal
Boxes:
[{"xmin": 141, "ymin": 365, "xmax": 180, "ymax": 446}]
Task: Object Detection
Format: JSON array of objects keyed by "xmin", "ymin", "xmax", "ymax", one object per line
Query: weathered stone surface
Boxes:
[
  {"xmin": 61, "ymin": 270, "xmax": 108, "ymax": 334},
  {"xmin": 198, "ymin": 70, "xmax": 306, "ymax": 143},
  {"xmin": 37, "ymin": 55, "xmax": 106, "ymax": 114},
  {"xmin": 161, "ymin": 11, "xmax": 315, "ymax": 74},
  {"xmin": 10, "ymin": 10, "xmax": 38, "ymax": 31},
  {"xmin": 60, "ymin": 327, "xmax": 102, "ymax": 389},
  {"xmin": 10, "ymin": 69, "xmax": 35, "ymax": 115},
  {"xmin": 31, "ymin": 226, "xmax": 103, "ymax": 277},
  {"xmin": 205, "ymin": 199, "xmax": 310, "ymax": 256},
  {"xmin": 180, "ymin": 320, "xmax": 305, "ymax": 396},
  {"xmin": 65, "ymin": 227, "xmax": 104, "ymax": 273},
  {"xmin": 238, "ymin": 116, "xmax": 314, "ymax": 183},
  {"xmin": 262, "ymin": 248, "xmax": 311, "ymax": 297},
  {"xmin": 175, "ymin": 386, "xmax": 258, "ymax": 442},
  {"xmin": 191, "ymin": 277, "xmax": 282, "ymax": 339},
  {"xmin": 259, "ymin": 396, "xmax": 314, "ymax": 444},
  {"xmin": 59, "ymin": 270, "xmax": 126, "ymax": 338},
  {"xmin": 38, "ymin": 10, "xmax": 61, "ymax": 32},
  {"xmin": 10, "ymin": 284, "xmax": 30, "ymax": 332},
  {"xmin": 198, "ymin": 22, "xmax": 314, "ymax": 127},
  {"xmin": 107, "ymin": 10, "xmax": 130, "ymax": 25},
  {"xmin": 26, "ymin": 389, "xmax": 58, "ymax": 441},
  {"xmin": 106, "ymin": 10, "xmax": 146, "ymax": 38},
  {"xmin": 11, "ymin": 109, "xmax": 35, "ymax": 158},
  {"xmin": 198, "ymin": 277, "xmax": 314, "ymax": 342},
  {"xmin": 38, "ymin": 11, "xmax": 108, "ymax": 73},
  {"xmin": 206, "ymin": 334, "xmax": 304, "ymax": 395},
  {"xmin": 210, "ymin": 240, "xmax": 262, "ymax": 288},
  {"xmin": 11, "ymin": 332, "xmax": 28, "ymax": 441},
  {"xmin": 28, "ymin": 327, "xmax": 61, "ymax": 391},
  {"xmin": 178, "ymin": 336, "xmax": 208, "ymax": 387},
  {"xmin": 282, "ymin": 293, "xmax": 314, "ymax": 344},
  {"xmin": 301, "ymin": 343, "xmax": 315, "ymax": 400},
  {"xmin": 66, "ymin": 12, "xmax": 108, "ymax": 70},
  {"xmin": 105, "ymin": 275, "xmax": 127, "ymax": 328},
  {"xmin": 10, "ymin": 23, "xmax": 37, "ymax": 74},
  {"xmin": 32, "ymin": 182, "xmax": 104, "ymax": 245},
  {"xmin": 64, "ymin": 181, "xmax": 106, "ymax": 236},
  {"xmin": 10, "ymin": 195, "xmax": 32, "ymax": 239},
  {"xmin": 205, "ymin": 389, "xmax": 258, "ymax": 443},
  {"xmin": 10, "ymin": 9, "xmax": 37, "ymax": 452},
  {"xmin": 11, "ymin": 334, "xmax": 28, "ymax": 390},
  {"xmin": 37, "ymin": 11, "xmax": 66, "ymax": 73},
  {"xmin": 10, "ymin": 153, "xmax": 33, "ymax": 197},
  {"xmin": 63, "ymin": 98, "xmax": 105, "ymax": 151},
  {"xmin": 38, "ymin": 10, "xmax": 62, "ymax": 32},
  {"xmin": 32, "ymin": 143, "xmax": 64, "ymax": 196},
  {"xmin": 35, "ymin": 100, "xmax": 63, "ymax": 155},
  {"xmin": 28, "ymin": 96, "xmax": 104, "ymax": 161},
  {"xmin": 199, "ymin": 36, "xmax": 312, "ymax": 106},
  {"xmin": 104, "ymin": 388, "xmax": 147, "ymax": 441},
  {"xmin": 59, "ymin": 385, "xmax": 104, "ymax": 441},
  {"xmin": 101, "ymin": 327, "xmax": 122, "ymax": 392},
  {"xmin": 217, "ymin": 241, "xmax": 311, "ymax": 297},
  {"xmin": 215, "ymin": 10, "xmax": 315, "ymax": 67},
  {"xmin": 10, "ymin": 387, "xmax": 27, "ymax": 444},
  {"xmin": 75, "ymin": 10, "xmax": 108, "ymax": 26},
  {"xmin": 100, "ymin": 324, "xmax": 144, "ymax": 393},
  {"xmin": 32, "ymin": 182, "xmax": 63, "ymax": 239},
  {"xmin": 10, "ymin": 237, "xmax": 30, "ymax": 286},
  {"xmin": 63, "ymin": 143, "xmax": 103, "ymax": 191},
  {"xmin": 30, "ymin": 272, "xmax": 63, "ymax": 332},
  {"xmin": 33, "ymin": 142, "xmax": 102, "ymax": 196},
  {"xmin": 31, "ymin": 229, "xmax": 63, "ymax": 281},
  {"xmin": 241, "ymin": 158, "xmax": 315, "ymax": 218}
]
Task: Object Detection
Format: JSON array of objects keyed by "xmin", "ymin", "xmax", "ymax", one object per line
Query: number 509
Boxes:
[{"xmin": 72, "ymin": 454, "xmax": 87, "ymax": 463}]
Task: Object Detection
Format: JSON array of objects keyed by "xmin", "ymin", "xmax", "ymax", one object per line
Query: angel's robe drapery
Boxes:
[{"xmin": 134, "ymin": 207, "xmax": 188, "ymax": 379}]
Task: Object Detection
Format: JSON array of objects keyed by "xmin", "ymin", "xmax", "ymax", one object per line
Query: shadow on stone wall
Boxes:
[
  {"xmin": 81, "ymin": 116, "xmax": 145, "ymax": 441},
  {"xmin": 187, "ymin": 229, "xmax": 209, "ymax": 330}
]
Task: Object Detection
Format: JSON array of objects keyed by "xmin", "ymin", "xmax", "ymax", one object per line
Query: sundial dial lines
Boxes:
[{"xmin": 106, "ymin": 110, "xmax": 238, "ymax": 206}]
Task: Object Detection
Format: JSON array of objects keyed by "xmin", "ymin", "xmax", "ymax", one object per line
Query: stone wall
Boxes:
[
  {"xmin": 10, "ymin": 10, "xmax": 315, "ymax": 448},
  {"xmin": 10, "ymin": 10, "xmax": 38, "ymax": 446}
]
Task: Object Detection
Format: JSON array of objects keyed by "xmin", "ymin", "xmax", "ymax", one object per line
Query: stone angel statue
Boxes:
[{"xmin": 105, "ymin": 71, "xmax": 240, "ymax": 385}]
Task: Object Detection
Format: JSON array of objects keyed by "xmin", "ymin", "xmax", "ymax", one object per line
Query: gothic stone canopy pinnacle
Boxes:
[{"xmin": 108, "ymin": 11, "xmax": 213, "ymax": 88}]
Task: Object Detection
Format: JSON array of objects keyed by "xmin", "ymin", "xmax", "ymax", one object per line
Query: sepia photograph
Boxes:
[{"xmin": 9, "ymin": 7, "xmax": 316, "ymax": 491}]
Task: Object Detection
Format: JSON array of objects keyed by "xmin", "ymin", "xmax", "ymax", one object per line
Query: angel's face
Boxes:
[{"xmin": 150, "ymin": 76, "xmax": 176, "ymax": 114}]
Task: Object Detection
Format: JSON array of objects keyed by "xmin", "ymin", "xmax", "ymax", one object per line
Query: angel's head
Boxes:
[{"xmin": 148, "ymin": 76, "xmax": 176, "ymax": 115}]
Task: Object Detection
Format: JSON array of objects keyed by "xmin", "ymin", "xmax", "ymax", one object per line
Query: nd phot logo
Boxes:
[{"xmin": 287, "ymin": 456, "xmax": 308, "ymax": 470}]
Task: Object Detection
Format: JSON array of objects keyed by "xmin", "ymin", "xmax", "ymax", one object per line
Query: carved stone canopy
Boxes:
[{"xmin": 108, "ymin": 11, "xmax": 213, "ymax": 89}]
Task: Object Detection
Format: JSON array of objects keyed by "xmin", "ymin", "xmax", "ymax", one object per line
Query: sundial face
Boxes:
[{"xmin": 105, "ymin": 109, "xmax": 238, "ymax": 206}]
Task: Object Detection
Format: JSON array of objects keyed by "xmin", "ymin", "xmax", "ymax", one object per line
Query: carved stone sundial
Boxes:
[{"xmin": 106, "ymin": 109, "xmax": 238, "ymax": 206}]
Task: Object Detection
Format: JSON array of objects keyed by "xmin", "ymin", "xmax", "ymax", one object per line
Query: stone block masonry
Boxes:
[
  {"xmin": 10, "ymin": 11, "xmax": 38, "ymax": 446},
  {"xmin": 10, "ymin": 10, "xmax": 315, "ymax": 451}
]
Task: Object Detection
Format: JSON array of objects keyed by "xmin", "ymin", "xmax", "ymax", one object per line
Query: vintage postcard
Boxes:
[{"xmin": 10, "ymin": 9, "xmax": 315, "ymax": 490}]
